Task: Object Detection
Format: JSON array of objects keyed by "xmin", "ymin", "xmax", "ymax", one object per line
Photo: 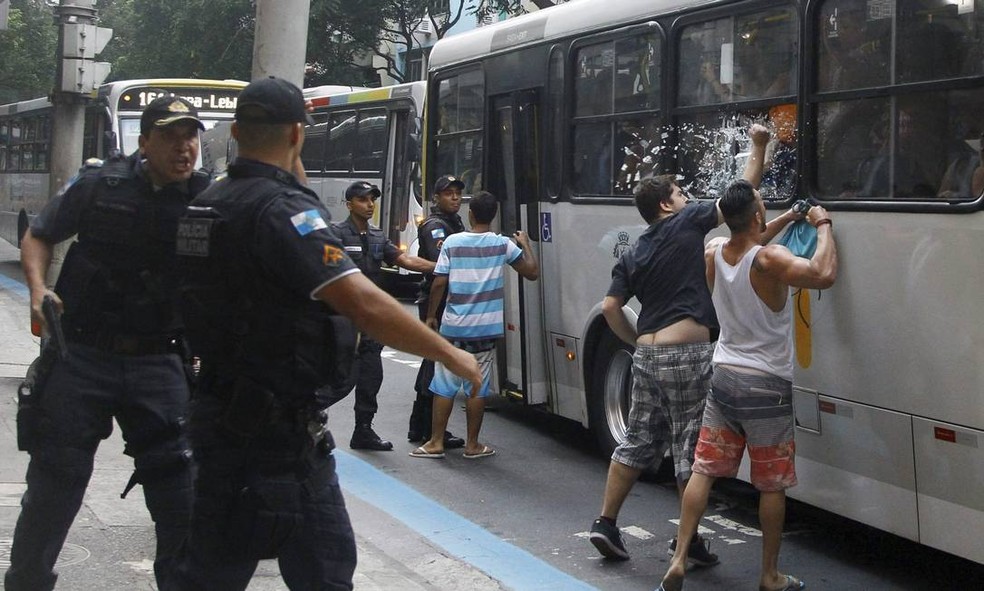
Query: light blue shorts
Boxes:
[{"xmin": 430, "ymin": 347, "xmax": 497, "ymax": 398}]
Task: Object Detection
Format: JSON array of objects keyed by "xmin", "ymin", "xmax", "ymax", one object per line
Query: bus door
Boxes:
[
  {"xmin": 487, "ymin": 89, "xmax": 548, "ymax": 405},
  {"xmin": 384, "ymin": 108, "xmax": 414, "ymax": 254}
]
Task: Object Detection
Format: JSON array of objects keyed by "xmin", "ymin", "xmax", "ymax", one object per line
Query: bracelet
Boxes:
[{"xmin": 815, "ymin": 219, "xmax": 832, "ymax": 228}]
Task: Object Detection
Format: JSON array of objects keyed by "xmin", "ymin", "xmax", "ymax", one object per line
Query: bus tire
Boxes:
[{"xmin": 588, "ymin": 329, "xmax": 634, "ymax": 458}]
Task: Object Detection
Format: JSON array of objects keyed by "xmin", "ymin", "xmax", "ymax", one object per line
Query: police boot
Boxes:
[{"xmin": 351, "ymin": 413, "xmax": 393, "ymax": 451}]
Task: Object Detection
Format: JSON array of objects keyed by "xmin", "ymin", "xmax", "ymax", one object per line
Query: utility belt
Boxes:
[
  {"xmin": 203, "ymin": 375, "xmax": 333, "ymax": 454},
  {"xmin": 67, "ymin": 330, "xmax": 182, "ymax": 356}
]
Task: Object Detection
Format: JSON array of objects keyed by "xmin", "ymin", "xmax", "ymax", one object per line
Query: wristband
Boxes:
[{"xmin": 815, "ymin": 219, "xmax": 832, "ymax": 228}]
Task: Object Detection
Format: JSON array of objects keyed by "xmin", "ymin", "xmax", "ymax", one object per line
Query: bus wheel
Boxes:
[{"xmin": 588, "ymin": 330, "xmax": 634, "ymax": 457}]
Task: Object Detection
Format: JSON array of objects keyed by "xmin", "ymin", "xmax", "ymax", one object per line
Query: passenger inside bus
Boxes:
[{"xmin": 938, "ymin": 130, "xmax": 984, "ymax": 199}]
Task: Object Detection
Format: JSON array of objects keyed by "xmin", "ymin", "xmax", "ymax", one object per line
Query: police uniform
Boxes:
[
  {"xmin": 6, "ymin": 152, "xmax": 203, "ymax": 591},
  {"xmin": 406, "ymin": 204, "xmax": 466, "ymax": 442},
  {"xmin": 324, "ymin": 212, "xmax": 401, "ymax": 450},
  {"xmin": 173, "ymin": 156, "xmax": 360, "ymax": 590}
]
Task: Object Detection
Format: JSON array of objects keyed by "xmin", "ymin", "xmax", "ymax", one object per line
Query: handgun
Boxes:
[{"xmin": 42, "ymin": 295, "xmax": 67, "ymax": 360}]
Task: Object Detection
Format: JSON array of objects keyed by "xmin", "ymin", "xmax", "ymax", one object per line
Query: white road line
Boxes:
[{"xmin": 380, "ymin": 349, "xmax": 421, "ymax": 369}]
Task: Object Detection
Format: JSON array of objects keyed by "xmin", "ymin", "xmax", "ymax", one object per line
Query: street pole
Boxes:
[
  {"xmin": 252, "ymin": 0, "xmax": 311, "ymax": 86},
  {"xmin": 49, "ymin": 0, "xmax": 98, "ymax": 198},
  {"xmin": 48, "ymin": 0, "xmax": 111, "ymax": 284}
]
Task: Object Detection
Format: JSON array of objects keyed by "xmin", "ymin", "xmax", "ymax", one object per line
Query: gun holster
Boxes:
[{"xmin": 16, "ymin": 348, "xmax": 58, "ymax": 452}]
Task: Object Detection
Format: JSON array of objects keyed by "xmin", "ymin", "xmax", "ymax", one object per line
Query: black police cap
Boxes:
[
  {"xmin": 345, "ymin": 181, "xmax": 381, "ymax": 200},
  {"xmin": 140, "ymin": 95, "xmax": 205, "ymax": 136},
  {"xmin": 235, "ymin": 76, "xmax": 314, "ymax": 125}
]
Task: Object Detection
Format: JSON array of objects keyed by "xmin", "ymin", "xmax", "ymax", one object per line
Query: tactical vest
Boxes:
[
  {"xmin": 331, "ymin": 218, "xmax": 389, "ymax": 286},
  {"xmin": 176, "ymin": 160, "xmax": 356, "ymax": 409},
  {"xmin": 54, "ymin": 154, "xmax": 208, "ymax": 338},
  {"xmin": 417, "ymin": 208, "xmax": 464, "ymax": 299}
]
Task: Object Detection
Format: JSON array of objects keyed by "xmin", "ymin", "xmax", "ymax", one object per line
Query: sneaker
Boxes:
[
  {"xmin": 589, "ymin": 518, "xmax": 629, "ymax": 560},
  {"xmin": 667, "ymin": 534, "xmax": 720, "ymax": 567}
]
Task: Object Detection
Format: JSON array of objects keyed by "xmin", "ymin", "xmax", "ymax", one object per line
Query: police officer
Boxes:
[
  {"xmin": 407, "ymin": 175, "xmax": 469, "ymax": 448},
  {"xmin": 324, "ymin": 181, "xmax": 435, "ymax": 451},
  {"xmin": 171, "ymin": 76, "xmax": 481, "ymax": 591},
  {"xmin": 9, "ymin": 96, "xmax": 205, "ymax": 591}
]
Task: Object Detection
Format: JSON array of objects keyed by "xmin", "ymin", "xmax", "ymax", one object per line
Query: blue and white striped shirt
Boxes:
[{"xmin": 434, "ymin": 231, "xmax": 523, "ymax": 341}]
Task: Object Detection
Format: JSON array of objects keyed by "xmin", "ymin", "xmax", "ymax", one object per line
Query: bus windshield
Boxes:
[{"xmin": 120, "ymin": 116, "xmax": 227, "ymax": 167}]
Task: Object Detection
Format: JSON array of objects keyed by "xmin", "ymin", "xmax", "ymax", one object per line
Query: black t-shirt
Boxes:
[{"xmin": 607, "ymin": 201, "xmax": 719, "ymax": 335}]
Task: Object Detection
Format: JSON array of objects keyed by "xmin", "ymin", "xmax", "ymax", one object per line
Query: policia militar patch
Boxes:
[{"xmin": 176, "ymin": 209, "xmax": 219, "ymax": 257}]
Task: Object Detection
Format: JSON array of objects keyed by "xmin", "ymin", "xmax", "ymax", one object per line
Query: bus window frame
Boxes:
[
  {"xmin": 429, "ymin": 65, "xmax": 486, "ymax": 197},
  {"xmin": 567, "ymin": 20, "xmax": 667, "ymax": 204},
  {"xmin": 314, "ymin": 105, "xmax": 397, "ymax": 178},
  {"xmin": 802, "ymin": 0, "xmax": 984, "ymax": 213}
]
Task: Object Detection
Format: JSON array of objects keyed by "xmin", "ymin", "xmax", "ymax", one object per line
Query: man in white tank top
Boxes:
[{"xmin": 659, "ymin": 181, "xmax": 837, "ymax": 591}]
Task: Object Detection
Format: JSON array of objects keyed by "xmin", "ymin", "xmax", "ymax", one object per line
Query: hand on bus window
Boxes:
[{"xmin": 806, "ymin": 205, "xmax": 830, "ymax": 227}]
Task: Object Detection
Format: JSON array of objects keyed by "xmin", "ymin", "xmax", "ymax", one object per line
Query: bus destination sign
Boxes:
[{"xmin": 118, "ymin": 87, "xmax": 239, "ymax": 112}]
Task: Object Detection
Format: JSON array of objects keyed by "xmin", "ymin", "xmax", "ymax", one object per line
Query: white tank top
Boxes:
[{"xmin": 712, "ymin": 244, "xmax": 793, "ymax": 380}]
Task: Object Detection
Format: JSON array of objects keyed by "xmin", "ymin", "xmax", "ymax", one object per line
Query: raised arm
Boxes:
[
  {"xmin": 743, "ymin": 124, "xmax": 771, "ymax": 189},
  {"xmin": 759, "ymin": 206, "xmax": 802, "ymax": 245},
  {"xmin": 758, "ymin": 206, "xmax": 837, "ymax": 290}
]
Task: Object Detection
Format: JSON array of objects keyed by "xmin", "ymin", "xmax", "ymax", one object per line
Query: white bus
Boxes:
[
  {"xmin": 300, "ymin": 82, "xmax": 428, "ymax": 290},
  {"xmin": 425, "ymin": 0, "xmax": 984, "ymax": 564},
  {"xmin": 0, "ymin": 78, "xmax": 247, "ymax": 247}
]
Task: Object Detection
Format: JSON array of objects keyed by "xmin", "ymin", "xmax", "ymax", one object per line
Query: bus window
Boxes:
[
  {"xmin": 302, "ymin": 112, "xmax": 329, "ymax": 173},
  {"xmin": 572, "ymin": 32, "xmax": 665, "ymax": 196},
  {"xmin": 813, "ymin": 1, "xmax": 984, "ymax": 200},
  {"xmin": 354, "ymin": 109, "xmax": 387, "ymax": 173},
  {"xmin": 679, "ymin": 6, "xmax": 797, "ymax": 105},
  {"xmin": 572, "ymin": 122, "xmax": 612, "ymax": 194},
  {"xmin": 575, "ymin": 44, "xmax": 613, "ymax": 117},
  {"xmin": 325, "ymin": 111, "xmax": 356, "ymax": 173},
  {"xmin": 819, "ymin": 89, "xmax": 984, "ymax": 200},
  {"xmin": 897, "ymin": 0, "xmax": 984, "ymax": 83},
  {"xmin": 119, "ymin": 118, "xmax": 141, "ymax": 157},
  {"xmin": 614, "ymin": 35, "xmax": 661, "ymax": 113},
  {"xmin": 433, "ymin": 70, "xmax": 484, "ymax": 194},
  {"xmin": 817, "ymin": 0, "xmax": 891, "ymax": 92}
]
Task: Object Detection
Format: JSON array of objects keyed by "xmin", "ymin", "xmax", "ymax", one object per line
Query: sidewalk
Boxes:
[{"xmin": 0, "ymin": 253, "xmax": 503, "ymax": 590}]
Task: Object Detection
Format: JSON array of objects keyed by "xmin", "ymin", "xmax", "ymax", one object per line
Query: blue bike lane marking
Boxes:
[{"xmin": 336, "ymin": 451, "xmax": 598, "ymax": 591}]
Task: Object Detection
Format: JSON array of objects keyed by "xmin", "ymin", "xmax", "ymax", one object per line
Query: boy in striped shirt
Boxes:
[{"xmin": 410, "ymin": 191, "xmax": 539, "ymax": 459}]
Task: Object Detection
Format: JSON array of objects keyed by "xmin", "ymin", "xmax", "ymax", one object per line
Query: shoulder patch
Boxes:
[
  {"xmin": 291, "ymin": 209, "xmax": 328, "ymax": 236},
  {"xmin": 430, "ymin": 228, "xmax": 446, "ymax": 240},
  {"xmin": 322, "ymin": 244, "xmax": 345, "ymax": 266}
]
